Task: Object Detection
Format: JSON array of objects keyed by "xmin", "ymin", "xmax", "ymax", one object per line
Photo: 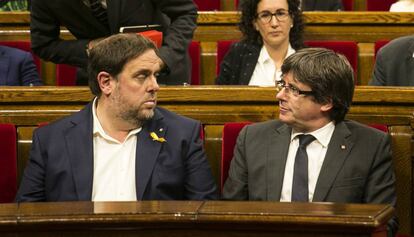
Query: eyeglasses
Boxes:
[
  {"xmin": 275, "ymin": 80, "xmax": 314, "ymax": 97},
  {"xmin": 256, "ymin": 9, "xmax": 290, "ymax": 24}
]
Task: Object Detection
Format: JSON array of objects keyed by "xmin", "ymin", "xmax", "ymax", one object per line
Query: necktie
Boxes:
[
  {"xmin": 291, "ymin": 134, "xmax": 316, "ymax": 202},
  {"xmin": 89, "ymin": 0, "xmax": 108, "ymax": 26}
]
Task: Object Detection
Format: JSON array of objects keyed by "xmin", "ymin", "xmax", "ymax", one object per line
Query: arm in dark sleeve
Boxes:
[
  {"xmin": 222, "ymin": 126, "xmax": 249, "ymax": 200},
  {"xmin": 20, "ymin": 51, "xmax": 43, "ymax": 86},
  {"xmin": 184, "ymin": 121, "xmax": 218, "ymax": 200},
  {"xmin": 215, "ymin": 43, "xmax": 240, "ymax": 85},
  {"xmin": 15, "ymin": 129, "xmax": 47, "ymax": 202},
  {"xmin": 369, "ymin": 49, "xmax": 387, "ymax": 86},
  {"xmin": 30, "ymin": 0, "xmax": 89, "ymax": 67},
  {"xmin": 364, "ymin": 133, "xmax": 398, "ymax": 237},
  {"xmin": 153, "ymin": 0, "xmax": 197, "ymax": 74}
]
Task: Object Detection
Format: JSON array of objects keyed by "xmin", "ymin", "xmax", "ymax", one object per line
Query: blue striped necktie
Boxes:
[{"xmin": 89, "ymin": 0, "xmax": 108, "ymax": 26}]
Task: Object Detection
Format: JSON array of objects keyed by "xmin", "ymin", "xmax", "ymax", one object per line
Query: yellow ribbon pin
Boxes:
[{"xmin": 150, "ymin": 132, "xmax": 166, "ymax": 143}]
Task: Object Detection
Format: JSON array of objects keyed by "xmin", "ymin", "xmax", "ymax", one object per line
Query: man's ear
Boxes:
[
  {"xmin": 320, "ymin": 100, "xmax": 333, "ymax": 112},
  {"xmin": 97, "ymin": 71, "xmax": 113, "ymax": 96}
]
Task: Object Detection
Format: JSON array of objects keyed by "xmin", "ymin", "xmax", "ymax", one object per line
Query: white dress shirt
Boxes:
[
  {"xmin": 390, "ymin": 1, "xmax": 414, "ymax": 12},
  {"xmin": 91, "ymin": 98, "xmax": 141, "ymax": 201},
  {"xmin": 280, "ymin": 122, "xmax": 335, "ymax": 202},
  {"xmin": 249, "ymin": 44, "xmax": 295, "ymax": 86}
]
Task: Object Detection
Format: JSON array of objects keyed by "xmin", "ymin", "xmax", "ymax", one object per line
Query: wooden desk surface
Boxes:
[{"xmin": 0, "ymin": 201, "xmax": 393, "ymax": 236}]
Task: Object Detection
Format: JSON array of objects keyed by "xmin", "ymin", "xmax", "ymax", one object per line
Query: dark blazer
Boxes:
[
  {"xmin": 370, "ymin": 35, "xmax": 414, "ymax": 86},
  {"xmin": 0, "ymin": 46, "xmax": 42, "ymax": 86},
  {"xmin": 216, "ymin": 41, "xmax": 261, "ymax": 85},
  {"xmin": 16, "ymin": 103, "xmax": 218, "ymax": 202},
  {"xmin": 301, "ymin": 0, "xmax": 343, "ymax": 11},
  {"xmin": 30, "ymin": 0, "xmax": 197, "ymax": 85},
  {"xmin": 223, "ymin": 120, "xmax": 397, "ymax": 236}
]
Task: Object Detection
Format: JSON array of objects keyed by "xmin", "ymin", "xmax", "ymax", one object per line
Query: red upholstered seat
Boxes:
[
  {"xmin": 374, "ymin": 40, "xmax": 391, "ymax": 59},
  {"xmin": 366, "ymin": 0, "xmax": 396, "ymax": 11},
  {"xmin": 220, "ymin": 122, "xmax": 388, "ymax": 192},
  {"xmin": 56, "ymin": 64, "xmax": 77, "ymax": 86},
  {"xmin": 193, "ymin": 0, "xmax": 220, "ymax": 11},
  {"xmin": 216, "ymin": 40, "xmax": 238, "ymax": 75},
  {"xmin": 305, "ymin": 40, "xmax": 358, "ymax": 84},
  {"xmin": 0, "ymin": 123, "xmax": 17, "ymax": 203},
  {"xmin": 189, "ymin": 41, "xmax": 201, "ymax": 85},
  {"xmin": 342, "ymin": 0, "xmax": 354, "ymax": 11},
  {"xmin": 221, "ymin": 122, "xmax": 251, "ymax": 192},
  {"xmin": 0, "ymin": 41, "xmax": 41, "ymax": 75}
]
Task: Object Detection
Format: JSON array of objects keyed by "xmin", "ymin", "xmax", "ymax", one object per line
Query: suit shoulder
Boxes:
[
  {"xmin": 0, "ymin": 45, "xmax": 31, "ymax": 58},
  {"xmin": 380, "ymin": 35, "xmax": 414, "ymax": 55},
  {"xmin": 343, "ymin": 120, "xmax": 388, "ymax": 138}
]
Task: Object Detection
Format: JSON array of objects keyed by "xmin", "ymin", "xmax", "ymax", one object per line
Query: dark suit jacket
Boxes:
[
  {"xmin": 215, "ymin": 41, "xmax": 261, "ymax": 85},
  {"xmin": 301, "ymin": 0, "xmax": 343, "ymax": 11},
  {"xmin": 16, "ymin": 103, "xmax": 218, "ymax": 202},
  {"xmin": 222, "ymin": 120, "xmax": 397, "ymax": 236},
  {"xmin": 0, "ymin": 46, "xmax": 42, "ymax": 86},
  {"xmin": 370, "ymin": 35, "xmax": 414, "ymax": 86},
  {"xmin": 30, "ymin": 0, "xmax": 197, "ymax": 85}
]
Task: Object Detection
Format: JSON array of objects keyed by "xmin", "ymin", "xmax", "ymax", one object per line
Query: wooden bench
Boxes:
[
  {"xmin": 1, "ymin": 12, "xmax": 414, "ymax": 85},
  {"xmin": 0, "ymin": 86, "xmax": 412, "ymax": 235}
]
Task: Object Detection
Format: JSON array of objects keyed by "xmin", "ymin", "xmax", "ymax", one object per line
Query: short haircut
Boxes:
[
  {"xmin": 239, "ymin": 0, "xmax": 305, "ymax": 50},
  {"xmin": 281, "ymin": 47, "xmax": 355, "ymax": 123},
  {"xmin": 87, "ymin": 33, "xmax": 158, "ymax": 96}
]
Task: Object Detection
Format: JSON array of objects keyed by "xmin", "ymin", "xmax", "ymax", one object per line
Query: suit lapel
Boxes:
[
  {"xmin": 267, "ymin": 123, "xmax": 291, "ymax": 200},
  {"xmin": 64, "ymin": 103, "xmax": 94, "ymax": 201},
  {"xmin": 136, "ymin": 109, "xmax": 166, "ymax": 200},
  {"xmin": 312, "ymin": 122, "xmax": 354, "ymax": 201},
  {"xmin": 0, "ymin": 49, "xmax": 10, "ymax": 85}
]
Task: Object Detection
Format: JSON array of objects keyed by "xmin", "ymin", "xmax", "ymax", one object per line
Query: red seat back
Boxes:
[
  {"xmin": 193, "ymin": 0, "xmax": 220, "ymax": 11},
  {"xmin": 342, "ymin": 0, "xmax": 354, "ymax": 11},
  {"xmin": 221, "ymin": 122, "xmax": 251, "ymax": 192},
  {"xmin": 56, "ymin": 64, "xmax": 77, "ymax": 86},
  {"xmin": 0, "ymin": 41, "xmax": 41, "ymax": 75},
  {"xmin": 374, "ymin": 40, "xmax": 391, "ymax": 59},
  {"xmin": 366, "ymin": 0, "xmax": 396, "ymax": 11},
  {"xmin": 189, "ymin": 41, "xmax": 201, "ymax": 85},
  {"xmin": 216, "ymin": 40, "xmax": 238, "ymax": 75},
  {"xmin": 305, "ymin": 40, "xmax": 358, "ymax": 84},
  {"xmin": 0, "ymin": 123, "xmax": 17, "ymax": 203}
]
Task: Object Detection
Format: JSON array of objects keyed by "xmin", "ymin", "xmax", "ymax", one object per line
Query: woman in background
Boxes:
[
  {"xmin": 216, "ymin": 0, "xmax": 304, "ymax": 86},
  {"xmin": 390, "ymin": 0, "xmax": 414, "ymax": 12}
]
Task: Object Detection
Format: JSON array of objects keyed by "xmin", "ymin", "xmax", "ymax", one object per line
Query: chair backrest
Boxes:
[
  {"xmin": 216, "ymin": 40, "xmax": 238, "ymax": 75},
  {"xmin": 56, "ymin": 64, "xmax": 77, "ymax": 86},
  {"xmin": 193, "ymin": 0, "xmax": 220, "ymax": 11},
  {"xmin": 221, "ymin": 122, "xmax": 389, "ymax": 193},
  {"xmin": 374, "ymin": 40, "xmax": 391, "ymax": 59},
  {"xmin": 0, "ymin": 123, "xmax": 17, "ymax": 203},
  {"xmin": 189, "ymin": 41, "xmax": 201, "ymax": 85},
  {"xmin": 0, "ymin": 41, "xmax": 41, "ymax": 74},
  {"xmin": 221, "ymin": 122, "xmax": 251, "ymax": 192},
  {"xmin": 342, "ymin": 0, "xmax": 354, "ymax": 11},
  {"xmin": 366, "ymin": 0, "xmax": 396, "ymax": 11},
  {"xmin": 305, "ymin": 40, "xmax": 359, "ymax": 84}
]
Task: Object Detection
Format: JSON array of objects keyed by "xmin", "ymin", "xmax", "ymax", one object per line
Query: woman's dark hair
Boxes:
[{"xmin": 239, "ymin": 0, "xmax": 304, "ymax": 50}]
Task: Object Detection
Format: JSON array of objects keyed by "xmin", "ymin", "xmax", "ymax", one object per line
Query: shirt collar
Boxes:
[
  {"xmin": 258, "ymin": 44, "xmax": 295, "ymax": 65},
  {"xmin": 291, "ymin": 121, "xmax": 335, "ymax": 148},
  {"xmin": 92, "ymin": 97, "xmax": 141, "ymax": 144}
]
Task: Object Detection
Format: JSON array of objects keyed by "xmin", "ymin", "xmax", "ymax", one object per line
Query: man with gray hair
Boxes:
[
  {"xmin": 16, "ymin": 33, "xmax": 218, "ymax": 202},
  {"xmin": 223, "ymin": 48, "xmax": 397, "ymax": 236}
]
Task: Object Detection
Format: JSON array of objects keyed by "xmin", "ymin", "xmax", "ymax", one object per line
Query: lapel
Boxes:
[
  {"xmin": 0, "ymin": 48, "xmax": 10, "ymax": 85},
  {"xmin": 240, "ymin": 43, "xmax": 261, "ymax": 85},
  {"xmin": 266, "ymin": 123, "xmax": 291, "ymax": 200},
  {"xmin": 312, "ymin": 121, "xmax": 354, "ymax": 201},
  {"xmin": 106, "ymin": 0, "xmax": 122, "ymax": 33},
  {"xmin": 64, "ymin": 102, "xmax": 94, "ymax": 201},
  {"xmin": 135, "ymin": 108, "xmax": 166, "ymax": 200}
]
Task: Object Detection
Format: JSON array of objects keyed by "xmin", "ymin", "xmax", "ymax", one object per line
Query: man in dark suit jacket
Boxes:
[
  {"xmin": 0, "ymin": 46, "xmax": 42, "ymax": 86},
  {"xmin": 30, "ymin": 0, "xmax": 197, "ymax": 85},
  {"xmin": 370, "ymin": 35, "xmax": 414, "ymax": 86},
  {"xmin": 16, "ymin": 33, "xmax": 217, "ymax": 202},
  {"xmin": 223, "ymin": 48, "xmax": 397, "ymax": 236},
  {"xmin": 301, "ymin": 0, "xmax": 343, "ymax": 11}
]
